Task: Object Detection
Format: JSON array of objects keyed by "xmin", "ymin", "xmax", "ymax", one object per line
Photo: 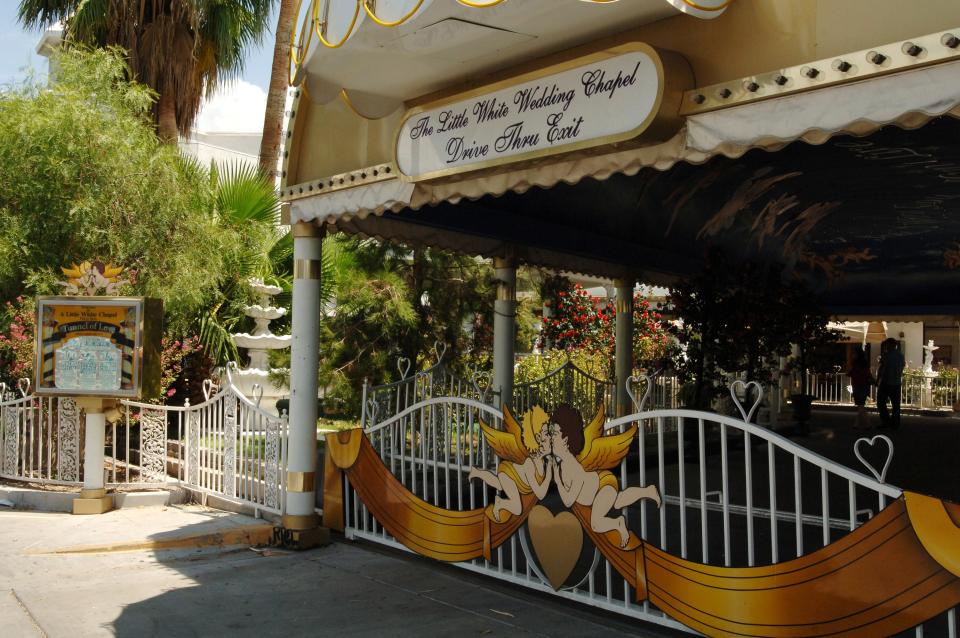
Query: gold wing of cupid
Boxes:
[
  {"xmin": 479, "ymin": 405, "xmax": 549, "ymax": 464},
  {"xmin": 577, "ymin": 405, "xmax": 638, "ymax": 472}
]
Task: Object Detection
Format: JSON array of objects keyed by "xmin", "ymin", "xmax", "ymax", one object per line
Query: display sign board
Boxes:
[
  {"xmin": 396, "ymin": 43, "xmax": 685, "ymax": 182},
  {"xmin": 34, "ymin": 297, "xmax": 162, "ymax": 398}
]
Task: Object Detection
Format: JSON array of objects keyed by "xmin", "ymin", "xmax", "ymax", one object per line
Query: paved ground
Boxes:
[{"xmin": 0, "ymin": 505, "xmax": 681, "ymax": 638}]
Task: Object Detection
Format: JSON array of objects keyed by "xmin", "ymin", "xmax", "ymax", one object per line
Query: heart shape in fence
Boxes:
[
  {"xmin": 854, "ymin": 435, "xmax": 894, "ymax": 483},
  {"xmin": 365, "ymin": 399, "xmax": 379, "ymax": 424},
  {"xmin": 17, "ymin": 378, "xmax": 30, "ymax": 397},
  {"xmin": 472, "ymin": 371, "xmax": 493, "ymax": 403},
  {"xmin": 730, "ymin": 380, "xmax": 763, "ymax": 423},
  {"xmin": 626, "ymin": 375, "xmax": 653, "ymax": 412},
  {"xmin": 397, "ymin": 357, "xmax": 412, "ymax": 380},
  {"xmin": 202, "ymin": 379, "xmax": 215, "ymax": 402},
  {"xmin": 433, "ymin": 340, "xmax": 448, "ymax": 365},
  {"xmin": 251, "ymin": 383, "xmax": 264, "ymax": 408}
]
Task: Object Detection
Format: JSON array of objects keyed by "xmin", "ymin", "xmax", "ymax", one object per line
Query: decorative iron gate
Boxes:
[{"xmin": 330, "ymin": 382, "xmax": 959, "ymax": 636}]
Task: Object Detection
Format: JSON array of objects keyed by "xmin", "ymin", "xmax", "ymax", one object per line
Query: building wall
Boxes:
[
  {"xmin": 886, "ymin": 322, "xmax": 924, "ymax": 369},
  {"xmin": 179, "ymin": 132, "xmax": 261, "ymax": 168},
  {"xmin": 287, "ymin": 0, "xmax": 960, "ymax": 187}
]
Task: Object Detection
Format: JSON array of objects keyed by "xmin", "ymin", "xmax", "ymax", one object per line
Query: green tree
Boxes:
[
  {"xmin": 0, "ymin": 48, "xmax": 234, "ymax": 328},
  {"xmin": 668, "ymin": 249, "xmax": 839, "ymax": 408},
  {"xmin": 19, "ymin": 0, "xmax": 271, "ymax": 142}
]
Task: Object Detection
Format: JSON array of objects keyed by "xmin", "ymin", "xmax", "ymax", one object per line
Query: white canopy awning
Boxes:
[{"xmin": 290, "ymin": 60, "xmax": 960, "ymax": 225}]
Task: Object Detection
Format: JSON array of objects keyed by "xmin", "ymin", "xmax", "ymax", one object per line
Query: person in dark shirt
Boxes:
[
  {"xmin": 847, "ymin": 348, "xmax": 874, "ymax": 429},
  {"xmin": 876, "ymin": 338, "xmax": 906, "ymax": 429}
]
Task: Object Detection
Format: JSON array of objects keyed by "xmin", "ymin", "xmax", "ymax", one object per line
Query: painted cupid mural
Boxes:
[{"xmin": 468, "ymin": 405, "xmax": 660, "ymax": 548}]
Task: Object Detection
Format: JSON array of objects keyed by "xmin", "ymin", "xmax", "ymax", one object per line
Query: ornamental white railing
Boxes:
[
  {"xmin": 344, "ymin": 385, "xmax": 955, "ymax": 635},
  {"xmin": 0, "ymin": 380, "xmax": 167, "ymax": 486},
  {"xmin": 805, "ymin": 371, "xmax": 960, "ymax": 410},
  {"xmin": 0, "ymin": 379, "xmax": 288, "ymax": 516},
  {"xmin": 120, "ymin": 382, "xmax": 288, "ymax": 516}
]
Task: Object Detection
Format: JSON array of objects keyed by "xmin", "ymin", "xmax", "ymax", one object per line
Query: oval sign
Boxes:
[{"xmin": 396, "ymin": 43, "xmax": 669, "ymax": 182}]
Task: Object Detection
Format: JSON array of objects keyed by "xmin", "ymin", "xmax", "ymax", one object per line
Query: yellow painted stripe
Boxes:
[{"xmin": 29, "ymin": 524, "xmax": 274, "ymax": 555}]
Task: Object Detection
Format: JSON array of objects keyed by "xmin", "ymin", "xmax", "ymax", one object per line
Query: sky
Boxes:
[{"xmin": 0, "ymin": 3, "xmax": 276, "ymax": 134}]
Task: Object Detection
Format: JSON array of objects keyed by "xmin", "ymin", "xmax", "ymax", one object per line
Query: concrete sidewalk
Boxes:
[{"xmin": 0, "ymin": 506, "xmax": 680, "ymax": 637}]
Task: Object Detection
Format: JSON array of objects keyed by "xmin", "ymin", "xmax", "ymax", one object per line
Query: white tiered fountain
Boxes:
[{"xmin": 231, "ymin": 278, "xmax": 291, "ymax": 414}]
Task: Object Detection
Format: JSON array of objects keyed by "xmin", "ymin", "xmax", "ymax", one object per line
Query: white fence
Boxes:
[
  {"xmin": 344, "ymin": 388, "xmax": 956, "ymax": 636},
  {"xmin": 0, "ymin": 380, "xmax": 288, "ymax": 516},
  {"xmin": 805, "ymin": 371, "xmax": 960, "ymax": 410}
]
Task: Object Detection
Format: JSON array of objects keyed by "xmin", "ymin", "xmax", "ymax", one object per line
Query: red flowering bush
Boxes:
[
  {"xmin": 541, "ymin": 284, "xmax": 670, "ymax": 367},
  {"xmin": 541, "ymin": 283, "xmax": 613, "ymax": 352},
  {"xmin": 0, "ymin": 296, "xmax": 36, "ymax": 385}
]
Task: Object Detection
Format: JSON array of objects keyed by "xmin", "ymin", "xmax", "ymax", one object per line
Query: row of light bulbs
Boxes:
[{"xmin": 691, "ymin": 32, "xmax": 960, "ymax": 106}]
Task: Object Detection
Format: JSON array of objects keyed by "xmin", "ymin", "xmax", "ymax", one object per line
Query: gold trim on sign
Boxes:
[
  {"xmin": 294, "ymin": 259, "xmax": 323, "ymax": 280},
  {"xmin": 287, "ymin": 471, "xmax": 317, "ymax": 493},
  {"xmin": 394, "ymin": 42, "xmax": 684, "ymax": 183}
]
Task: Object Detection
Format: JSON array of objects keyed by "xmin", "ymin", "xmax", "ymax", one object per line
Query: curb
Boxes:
[
  {"xmin": 30, "ymin": 523, "xmax": 275, "ymax": 555},
  {"xmin": 0, "ymin": 485, "xmax": 188, "ymax": 514}
]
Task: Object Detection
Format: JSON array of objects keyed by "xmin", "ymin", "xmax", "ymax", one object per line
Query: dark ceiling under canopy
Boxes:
[{"xmin": 335, "ymin": 116, "xmax": 960, "ymax": 315}]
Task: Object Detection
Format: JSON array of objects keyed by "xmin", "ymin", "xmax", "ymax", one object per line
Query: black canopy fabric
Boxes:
[{"xmin": 335, "ymin": 117, "xmax": 960, "ymax": 314}]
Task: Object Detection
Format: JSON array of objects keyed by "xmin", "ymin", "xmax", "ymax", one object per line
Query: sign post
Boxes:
[
  {"xmin": 34, "ymin": 295, "xmax": 161, "ymax": 514},
  {"xmin": 74, "ymin": 398, "xmax": 111, "ymax": 514}
]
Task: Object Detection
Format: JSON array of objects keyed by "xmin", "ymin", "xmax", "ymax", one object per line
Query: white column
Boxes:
[
  {"xmin": 73, "ymin": 398, "xmax": 112, "ymax": 514},
  {"xmin": 614, "ymin": 278, "xmax": 634, "ymax": 417},
  {"xmin": 493, "ymin": 256, "xmax": 517, "ymax": 409},
  {"xmin": 283, "ymin": 222, "xmax": 323, "ymax": 531},
  {"xmin": 82, "ymin": 406, "xmax": 105, "ymax": 493}
]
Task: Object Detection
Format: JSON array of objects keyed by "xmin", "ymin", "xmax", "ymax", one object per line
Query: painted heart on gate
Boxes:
[{"xmin": 527, "ymin": 505, "xmax": 584, "ymax": 591}]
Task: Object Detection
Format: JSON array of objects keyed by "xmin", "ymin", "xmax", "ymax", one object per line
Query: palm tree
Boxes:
[
  {"xmin": 259, "ymin": 0, "xmax": 298, "ymax": 179},
  {"xmin": 19, "ymin": 0, "xmax": 272, "ymax": 143}
]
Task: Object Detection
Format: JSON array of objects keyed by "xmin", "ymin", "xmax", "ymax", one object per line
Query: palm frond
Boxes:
[
  {"xmin": 198, "ymin": 308, "xmax": 240, "ymax": 366},
  {"xmin": 215, "ymin": 160, "xmax": 279, "ymax": 225},
  {"xmin": 17, "ymin": 0, "xmax": 79, "ymax": 29}
]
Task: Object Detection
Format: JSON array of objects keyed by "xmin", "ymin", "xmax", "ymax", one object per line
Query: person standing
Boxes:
[
  {"xmin": 848, "ymin": 348, "xmax": 874, "ymax": 429},
  {"xmin": 876, "ymin": 338, "xmax": 906, "ymax": 429}
]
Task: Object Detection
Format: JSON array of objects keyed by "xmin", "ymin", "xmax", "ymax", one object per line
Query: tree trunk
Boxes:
[
  {"xmin": 260, "ymin": 0, "xmax": 298, "ymax": 181},
  {"xmin": 157, "ymin": 91, "xmax": 179, "ymax": 144}
]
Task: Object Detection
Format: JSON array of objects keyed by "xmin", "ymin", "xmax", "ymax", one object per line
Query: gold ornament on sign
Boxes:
[{"xmin": 59, "ymin": 260, "xmax": 130, "ymax": 296}]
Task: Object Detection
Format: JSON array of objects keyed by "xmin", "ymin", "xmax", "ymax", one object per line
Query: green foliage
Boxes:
[
  {"xmin": 515, "ymin": 350, "xmax": 609, "ymax": 384},
  {"xmin": 668, "ymin": 249, "xmax": 840, "ymax": 407},
  {"xmin": 0, "ymin": 49, "xmax": 287, "ymax": 403},
  {"xmin": 0, "ymin": 48, "xmax": 230, "ymax": 327},
  {"xmin": 266, "ymin": 236, "xmax": 504, "ymax": 416}
]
